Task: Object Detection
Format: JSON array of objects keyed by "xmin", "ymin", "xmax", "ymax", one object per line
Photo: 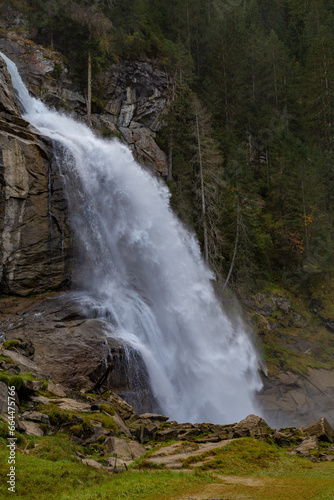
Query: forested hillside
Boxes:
[{"xmin": 1, "ymin": 0, "xmax": 334, "ymax": 294}]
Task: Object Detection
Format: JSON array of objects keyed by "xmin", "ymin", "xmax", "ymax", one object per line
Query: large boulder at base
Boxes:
[
  {"xmin": 232, "ymin": 414, "xmax": 270, "ymax": 438},
  {"xmin": 102, "ymin": 437, "xmax": 145, "ymax": 461},
  {"xmin": 303, "ymin": 417, "xmax": 334, "ymax": 443},
  {"xmin": 1, "ymin": 295, "xmax": 153, "ymax": 410}
]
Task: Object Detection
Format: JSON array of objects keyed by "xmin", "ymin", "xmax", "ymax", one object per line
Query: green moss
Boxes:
[
  {"xmin": 3, "ymin": 339, "xmax": 19, "ymax": 349},
  {"xmin": 0, "ymin": 355, "xmax": 15, "ymax": 364},
  {"xmin": 253, "ymin": 280, "xmax": 334, "ymax": 377},
  {"xmin": 99, "ymin": 404, "xmax": 115, "ymax": 416}
]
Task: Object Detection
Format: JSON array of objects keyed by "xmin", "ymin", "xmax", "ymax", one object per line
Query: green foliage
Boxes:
[
  {"xmin": 98, "ymin": 404, "xmax": 115, "ymax": 416},
  {"xmin": 3, "ymin": 339, "xmax": 19, "ymax": 349},
  {"xmin": 3, "ymin": 0, "xmax": 334, "ymax": 290},
  {"xmin": 0, "ymin": 355, "xmax": 14, "ymax": 364}
]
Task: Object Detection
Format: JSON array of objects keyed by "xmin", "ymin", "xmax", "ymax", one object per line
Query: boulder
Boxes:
[
  {"xmin": 139, "ymin": 413, "xmax": 169, "ymax": 422},
  {"xmin": 108, "ymin": 392, "xmax": 138, "ymax": 421},
  {"xmin": 21, "ymin": 411, "xmax": 49, "ymax": 424},
  {"xmin": 294, "ymin": 436, "xmax": 318, "ymax": 455},
  {"xmin": 111, "ymin": 412, "xmax": 132, "ymax": 438},
  {"xmin": 51, "ymin": 398, "xmax": 91, "ymax": 413},
  {"xmin": 47, "ymin": 382, "xmax": 67, "ymax": 398},
  {"xmin": 102, "ymin": 437, "xmax": 132, "ymax": 461},
  {"xmin": 272, "ymin": 429, "xmax": 303, "ymax": 447},
  {"xmin": 1, "ymin": 296, "xmax": 153, "ymax": 406},
  {"xmin": 155, "ymin": 427, "xmax": 179, "ymax": 441},
  {"xmin": 134, "ymin": 421, "xmax": 158, "ymax": 443},
  {"xmin": 82, "ymin": 459, "xmax": 103, "ymax": 469},
  {"xmin": 232, "ymin": 414, "xmax": 270, "ymax": 438},
  {"xmin": 128, "ymin": 440, "xmax": 146, "ymax": 459},
  {"xmin": 303, "ymin": 417, "xmax": 334, "ymax": 443},
  {"xmin": 21, "ymin": 380, "xmax": 44, "ymax": 393},
  {"xmin": 2, "ymin": 350, "xmax": 44, "ymax": 376},
  {"xmin": 19, "ymin": 420, "xmax": 44, "ymax": 436},
  {"xmin": 102, "ymin": 437, "xmax": 146, "ymax": 461},
  {"xmin": 83, "ymin": 423, "xmax": 109, "ymax": 445}
]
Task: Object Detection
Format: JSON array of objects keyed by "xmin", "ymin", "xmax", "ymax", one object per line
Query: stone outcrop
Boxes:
[
  {"xmin": 0, "ymin": 34, "xmax": 170, "ymax": 296},
  {"xmin": 232, "ymin": 414, "xmax": 270, "ymax": 438},
  {"xmin": 0, "ymin": 53, "xmax": 71, "ymax": 296},
  {"xmin": 0, "ymin": 294, "xmax": 154, "ymax": 412},
  {"xmin": 0, "ymin": 34, "xmax": 169, "ymax": 176},
  {"xmin": 303, "ymin": 417, "xmax": 334, "ymax": 443},
  {"xmin": 257, "ymin": 368, "xmax": 334, "ymax": 428}
]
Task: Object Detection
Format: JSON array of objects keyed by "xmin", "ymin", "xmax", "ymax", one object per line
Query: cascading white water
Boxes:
[{"xmin": 1, "ymin": 52, "xmax": 262, "ymax": 423}]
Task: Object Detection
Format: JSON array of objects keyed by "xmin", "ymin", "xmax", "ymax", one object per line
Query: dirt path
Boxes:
[{"xmin": 146, "ymin": 440, "xmax": 234, "ymax": 469}]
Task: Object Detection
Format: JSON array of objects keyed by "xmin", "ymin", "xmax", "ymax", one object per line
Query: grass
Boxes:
[
  {"xmin": 1, "ymin": 436, "xmax": 334, "ymax": 499},
  {"xmin": 0, "ymin": 442, "xmax": 208, "ymax": 500}
]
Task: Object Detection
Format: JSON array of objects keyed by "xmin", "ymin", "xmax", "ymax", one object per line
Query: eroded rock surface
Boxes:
[
  {"xmin": 0, "ymin": 53, "xmax": 71, "ymax": 296},
  {"xmin": 0, "ymin": 293, "xmax": 154, "ymax": 413},
  {"xmin": 0, "ymin": 35, "xmax": 169, "ymax": 176},
  {"xmin": 257, "ymin": 369, "xmax": 334, "ymax": 428}
]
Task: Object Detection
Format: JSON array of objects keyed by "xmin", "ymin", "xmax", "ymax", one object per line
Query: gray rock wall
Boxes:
[
  {"xmin": 0, "ymin": 35, "xmax": 172, "ymax": 295},
  {"xmin": 0, "ymin": 56, "xmax": 71, "ymax": 296},
  {"xmin": 0, "ymin": 35, "xmax": 169, "ymax": 175}
]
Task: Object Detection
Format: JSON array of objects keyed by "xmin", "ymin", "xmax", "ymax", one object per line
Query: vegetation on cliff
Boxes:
[
  {"xmin": 2, "ymin": 0, "xmax": 332, "ymax": 293},
  {"xmin": 0, "ymin": 0, "xmax": 333, "ymax": 294}
]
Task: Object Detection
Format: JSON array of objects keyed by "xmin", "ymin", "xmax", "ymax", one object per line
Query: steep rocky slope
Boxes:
[
  {"xmin": 1, "ymin": 33, "xmax": 334, "ymax": 429},
  {"xmin": 0, "ymin": 52, "xmax": 71, "ymax": 296}
]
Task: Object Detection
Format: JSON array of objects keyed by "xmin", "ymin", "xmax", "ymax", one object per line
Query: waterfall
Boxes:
[{"xmin": 1, "ymin": 52, "xmax": 262, "ymax": 424}]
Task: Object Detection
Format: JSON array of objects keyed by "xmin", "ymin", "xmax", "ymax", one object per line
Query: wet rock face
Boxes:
[
  {"xmin": 0, "ymin": 55, "xmax": 71, "ymax": 296},
  {"xmin": 0, "ymin": 35, "xmax": 170, "ymax": 295},
  {"xmin": 96, "ymin": 60, "xmax": 169, "ymax": 175},
  {"xmin": 257, "ymin": 369, "xmax": 334, "ymax": 428},
  {"xmin": 0, "ymin": 294, "xmax": 155, "ymax": 413},
  {"xmin": 0, "ymin": 35, "xmax": 169, "ymax": 176}
]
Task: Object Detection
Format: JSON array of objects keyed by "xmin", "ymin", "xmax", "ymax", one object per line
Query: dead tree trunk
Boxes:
[
  {"xmin": 87, "ymin": 49, "xmax": 92, "ymax": 127},
  {"xmin": 222, "ymin": 182, "xmax": 240, "ymax": 293},
  {"xmin": 195, "ymin": 109, "xmax": 208, "ymax": 264}
]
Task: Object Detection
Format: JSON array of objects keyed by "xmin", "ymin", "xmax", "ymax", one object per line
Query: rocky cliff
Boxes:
[
  {"xmin": 0, "ymin": 34, "xmax": 170, "ymax": 410},
  {"xmin": 0, "ymin": 34, "xmax": 169, "ymax": 174},
  {"xmin": 0, "ymin": 33, "xmax": 170, "ymax": 295},
  {"xmin": 1, "ymin": 33, "xmax": 334, "ymax": 429},
  {"xmin": 0, "ymin": 54, "xmax": 71, "ymax": 296}
]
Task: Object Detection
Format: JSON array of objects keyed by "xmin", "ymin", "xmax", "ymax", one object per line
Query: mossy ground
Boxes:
[
  {"xmin": 252, "ymin": 275, "xmax": 334, "ymax": 376},
  {"xmin": 1, "ymin": 435, "xmax": 334, "ymax": 499}
]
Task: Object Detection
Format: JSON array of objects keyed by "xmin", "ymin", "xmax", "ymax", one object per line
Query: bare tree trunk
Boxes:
[
  {"xmin": 167, "ymin": 80, "xmax": 175, "ymax": 181},
  {"xmin": 167, "ymin": 131, "xmax": 173, "ymax": 181},
  {"xmin": 87, "ymin": 49, "xmax": 92, "ymax": 127},
  {"xmin": 195, "ymin": 109, "xmax": 208, "ymax": 264},
  {"xmin": 272, "ymin": 47, "xmax": 278, "ymax": 107},
  {"xmin": 301, "ymin": 179, "xmax": 309, "ymax": 256},
  {"xmin": 222, "ymin": 182, "xmax": 240, "ymax": 293}
]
